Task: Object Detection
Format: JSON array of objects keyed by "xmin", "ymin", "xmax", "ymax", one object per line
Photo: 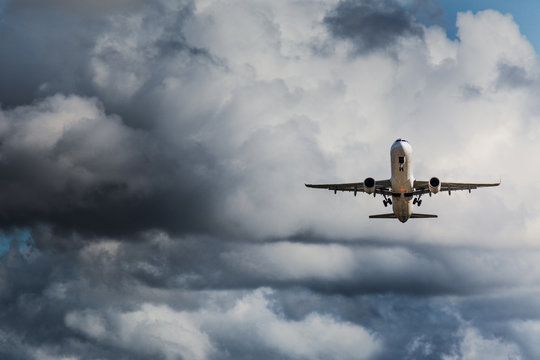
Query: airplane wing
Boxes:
[
  {"xmin": 305, "ymin": 179, "xmax": 392, "ymax": 196},
  {"xmin": 413, "ymin": 180, "xmax": 500, "ymax": 195}
]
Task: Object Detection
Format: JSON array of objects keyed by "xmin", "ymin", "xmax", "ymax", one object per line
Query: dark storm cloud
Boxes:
[
  {"xmin": 0, "ymin": 0, "xmax": 111, "ymax": 107},
  {"xmin": 0, "ymin": 0, "xmax": 239, "ymax": 237},
  {"xmin": 0, "ymin": 0, "xmax": 208, "ymax": 114},
  {"xmin": 1, "ymin": 230, "xmax": 536, "ymax": 359},
  {"xmin": 6, "ymin": 0, "xmax": 146, "ymax": 13},
  {"xmin": 22, "ymin": 231, "xmax": 538, "ymax": 300},
  {"xmin": 324, "ymin": 0, "xmax": 424, "ymax": 54},
  {"xmin": 0, "ymin": 0, "xmax": 324, "ymax": 239},
  {"xmin": 0, "ymin": 231, "xmax": 199, "ymax": 359},
  {"xmin": 0, "ymin": 95, "xmax": 234, "ymax": 236}
]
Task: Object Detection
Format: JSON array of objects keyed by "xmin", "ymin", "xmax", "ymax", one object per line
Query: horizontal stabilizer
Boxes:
[
  {"xmin": 369, "ymin": 213, "xmax": 438, "ymax": 219},
  {"xmin": 369, "ymin": 213, "xmax": 397, "ymax": 219},
  {"xmin": 410, "ymin": 213, "xmax": 438, "ymax": 218}
]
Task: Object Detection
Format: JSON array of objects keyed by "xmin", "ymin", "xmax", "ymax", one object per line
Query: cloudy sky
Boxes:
[{"xmin": 1, "ymin": 0, "xmax": 540, "ymax": 358}]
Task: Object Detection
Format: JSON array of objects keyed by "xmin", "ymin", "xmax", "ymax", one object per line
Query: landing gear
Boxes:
[
  {"xmin": 413, "ymin": 194, "xmax": 423, "ymax": 206},
  {"xmin": 382, "ymin": 195, "xmax": 392, "ymax": 207}
]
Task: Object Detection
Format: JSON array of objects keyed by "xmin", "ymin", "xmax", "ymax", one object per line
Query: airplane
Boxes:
[{"xmin": 305, "ymin": 139, "xmax": 500, "ymax": 223}]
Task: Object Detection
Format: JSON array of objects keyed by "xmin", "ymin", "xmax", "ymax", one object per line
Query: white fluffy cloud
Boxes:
[
  {"xmin": 65, "ymin": 288, "xmax": 380, "ymax": 360},
  {"xmin": 509, "ymin": 320, "xmax": 540, "ymax": 358},
  {"xmin": 443, "ymin": 327, "xmax": 522, "ymax": 360},
  {"xmin": 155, "ymin": 3, "xmax": 540, "ymax": 244}
]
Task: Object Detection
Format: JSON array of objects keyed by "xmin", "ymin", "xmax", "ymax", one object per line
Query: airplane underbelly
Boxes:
[{"xmin": 393, "ymin": 197, "xmax": 412, "ymax": 223}]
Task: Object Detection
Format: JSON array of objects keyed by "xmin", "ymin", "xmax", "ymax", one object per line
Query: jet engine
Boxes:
[
  {"xmin": 364, "ymin": 177, "xmax": 376, "ymax": 194},
  {"xmin": 428, "ymin": 177, "xmax": 441, "ymax": 194}
]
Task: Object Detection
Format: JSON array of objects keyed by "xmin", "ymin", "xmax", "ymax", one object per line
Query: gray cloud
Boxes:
[
  {"xmin": 409, "ymin": 0, "xmax": 446, "ymax": 24},
  {"xmin": 0, "ymin": 95, "xmax": 234, "ymax": 236},
  {"xmin": 3, "ymin": 231, "xmax": 539, "ymax": 359},
  {"xmin": 324, "ymin": 0, "xmax": 424, "ymax": 54},
  {"xmin": 496, "ymin": 63, "xmax": 534, "ymax": 89}
]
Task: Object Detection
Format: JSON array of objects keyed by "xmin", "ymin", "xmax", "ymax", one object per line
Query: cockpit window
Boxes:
[{"xmin": 394, "ymin": 138, "xmax": 408, "ymax": 143}]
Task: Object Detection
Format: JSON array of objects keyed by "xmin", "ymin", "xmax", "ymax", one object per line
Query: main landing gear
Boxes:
[
  {"xmin": 383, "ymin": 195, "xmax": 392, "ymax": 207},
  {"xmin": 413, "ymin": 194, "xmax": 422, "ymax": 206}
]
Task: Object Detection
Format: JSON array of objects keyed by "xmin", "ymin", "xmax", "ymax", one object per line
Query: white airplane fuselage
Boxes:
[{"xmin": 390, "ymin": 140, "xmax": 414, "ymax": 222}]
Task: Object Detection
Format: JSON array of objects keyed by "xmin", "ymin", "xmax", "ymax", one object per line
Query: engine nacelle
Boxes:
[
  {"xmin": 429, "ymin": 177, "xmax": 441, "ymax": 194},
  {"xmin": 364, "ymin": 177, "xmax": 376, "ymax": 194}
]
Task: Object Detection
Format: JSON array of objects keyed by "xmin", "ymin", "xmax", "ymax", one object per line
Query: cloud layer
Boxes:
[{"xmin": 0, "ymin": 0, "xmax": 540, "ymax": 359}]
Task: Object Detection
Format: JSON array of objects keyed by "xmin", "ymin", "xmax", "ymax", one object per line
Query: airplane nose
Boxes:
[
  {"xmin": 391, "ymin": 139, "xmax": 411, "ymax": 156},
  {"xmin": 391, "ymin": 142, "xmax": 405, "ymax": 155}
]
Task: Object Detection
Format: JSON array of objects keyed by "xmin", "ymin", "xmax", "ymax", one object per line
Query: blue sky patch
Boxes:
[
  {"xmin": 437, "ymin": 0, "xmax": 540, "ymax": 50},
  {"xmin": 0, "ymin": 228, "xmax": 34, "ymax": 256}
]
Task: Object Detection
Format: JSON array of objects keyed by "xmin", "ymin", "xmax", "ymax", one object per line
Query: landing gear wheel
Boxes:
[
  {"xmin": 383, "ymin": 200, "xmax": 388, "ymax": 207},
  {"xmin": 418, "ymin": 200, "xmax": 422, "ymax": 206},
  {"xmin": 413, "ymin": 198, "xmax": 417, "ymax": 205},
  {"xmin": 388, "ymin": 199, "xmax": 392, "ymax": 205}
]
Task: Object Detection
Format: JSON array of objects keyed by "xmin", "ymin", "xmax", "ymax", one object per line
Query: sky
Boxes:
[
  {"xmin": 438, "ymin": 0, "xmax": 540, "ymax": 51},
  {"xmin": 1, "ymin": 0, "xmax": 540, "ymax": 359}
]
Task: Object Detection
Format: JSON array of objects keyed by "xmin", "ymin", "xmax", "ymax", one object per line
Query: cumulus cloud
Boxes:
[
  {"xmin": 0, "ymin": 0, "xmax": 540, "ymax": 359},
  {"xmin": 0, "ymin": 94, "xmax": 211, "ymax": 235},
  {"xmin": 509, "ymin": 320, "xmax": 540, "ymax": 358},
  {"xmin": 3, "ymin": 230, "xmax": 540, "ymax": 359},
  {"xmin": 65, "ymin": 306, "xmax": 215, "ymax": 360},
  {"xmin": 443, "ymin": 327, "xmax": 522, "ymax": 360},
  {"xmin": 65, "ymin": 289, "xmax": 380, "ymax": 360}
]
